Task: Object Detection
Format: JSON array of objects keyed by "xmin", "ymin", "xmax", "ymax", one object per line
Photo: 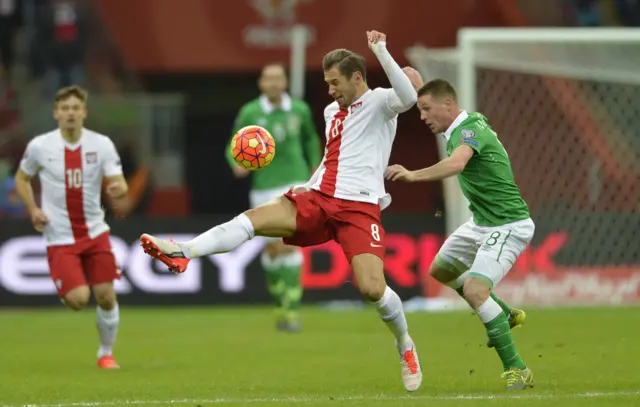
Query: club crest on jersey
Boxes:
[
  {"xmin": 350, "ymin": 101, "xmax": 363, "ymax": 114},
  {"xmin": 461, "ymin": 129, "xmax": 475, "ymax": 138},
  {"xmin": 85, "ymin": 152, "xmax": 97, "ymax": 164}
]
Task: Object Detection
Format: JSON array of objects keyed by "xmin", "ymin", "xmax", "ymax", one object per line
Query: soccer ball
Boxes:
[{"xmin": 230, "ymin": 125, "xmax": 276, "ymax": 170}]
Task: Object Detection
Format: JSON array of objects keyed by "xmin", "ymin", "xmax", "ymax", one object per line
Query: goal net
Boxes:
[{"xmin": 406, "ymin": 28, "xmax": 640, "ymax": 307}]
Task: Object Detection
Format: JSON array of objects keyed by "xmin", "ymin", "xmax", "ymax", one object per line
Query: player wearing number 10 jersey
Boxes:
[
  {"xmin": 386, "ymin": 78, "xmax": 535, "ymax": 390},
  {"xmin": 14, "ymin": 86, "xmax": 129, "ymax": 369},
  {"xmin": 140, "ymin": 30, "xmax": 424, "ymax": 392}
]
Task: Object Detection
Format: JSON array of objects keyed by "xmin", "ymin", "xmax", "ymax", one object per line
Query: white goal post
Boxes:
[{"xmin": 406, "ymin": 28, "xmax": 640, "ymax": 236}]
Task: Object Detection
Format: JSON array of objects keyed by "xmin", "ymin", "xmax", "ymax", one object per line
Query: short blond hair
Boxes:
[{"xmin": 54, "ymin": 85, "xmax": 88, "ymax": 106}]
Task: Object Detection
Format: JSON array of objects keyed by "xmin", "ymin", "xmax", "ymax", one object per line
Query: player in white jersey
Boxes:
[
  {"xmin": 14, "ymin": 85, "xmax": 129, "ymax": 369},
  {"xmin": 139, "ymin": 31, "xmax": 423, "ymax": 391}
]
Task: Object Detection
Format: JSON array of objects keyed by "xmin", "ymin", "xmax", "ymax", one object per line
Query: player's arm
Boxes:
[
  {"xmin": 15, "ymin": 140, "xmax": 48, "ymax": 231},
  {"xmin": 385, "ymin": 145, "xmax": 474, "ymax": 182},
  {"xmin": 226, "ymin": 106, "xmax": 251, "ymax": 178},
  {"xmin": 301, "ymin": 103, "xmax": 322, "ymax": 173},
  {"xmin": 14, "ymin": 169, "xmax": 38, "ymax": 215},
  {"xmin": 102, "ymin": 139, "xmax": 130, "ymax": 216},
  {"xmin": 367, "ymin": 30, "xmax": 417, "ymax": 114}
]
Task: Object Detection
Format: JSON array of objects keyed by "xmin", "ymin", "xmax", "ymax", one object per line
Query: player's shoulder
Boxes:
[
  {"xmin": 83, "ymin": 127, "xmax": 111, "ymax": 141},
  {"xmin": 367, "ymin": 87, "xmax": 395, "ymax": 102},
  {"xmin": 370, "ymin": 87, "xmax": 391, "ymax": 97},
  {"xmin": 27, "ymin": 129, "xmax": 61, "ymax": 149},
  {"xmin": 323, "ymin": 101, "xmax": 340, "ymax": 119},
  {"xmin": 238, "ymin": 98, "xmax": 261, "ymax": 114},
  {"xmin": 82, "ymin": 128, "xmax": 117, "ymax": 149},
  {"xmin": 291, "ymin": 98, "xmax": 311, "ymax": 112}
]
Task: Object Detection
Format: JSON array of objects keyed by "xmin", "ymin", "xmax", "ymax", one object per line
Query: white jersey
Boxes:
[
  {"xmin": 308, "ymin": 88, "xmax": 402, "ymax": 209},
  {"xmin": 19, "ymin": 128, "xmax": 123, "ymax": 246}
]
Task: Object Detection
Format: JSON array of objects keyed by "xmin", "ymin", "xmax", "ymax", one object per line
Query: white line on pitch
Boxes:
[{"xmin": 5, "ymin": 390, "xmax": 640, "ymax": 407}]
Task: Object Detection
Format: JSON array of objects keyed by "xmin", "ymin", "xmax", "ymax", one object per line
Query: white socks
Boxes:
[
  {"xmin": 179, "ymin": 214, "xmax": 255, "ymax": 258},
  {"xmin": 476, "ymin": 297, "xmax": 503, "ymax": 323},
  {"xmin": 97, "ymin": 303, "xmax": 119, "ymax": 358},
  {"xmin": 373, "ymin": 286, "xmax": 411, "ymax": 352}
]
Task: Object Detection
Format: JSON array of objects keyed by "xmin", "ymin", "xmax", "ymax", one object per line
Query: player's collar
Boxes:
[
  {"xmin": 443, "ymin": 110, "xmax": 469, "ymax": 140},
  {"xmin": 57, "ymin": 128, "xmax": 85, "ymax": 150},
  {"xmin": 260, "ymin": 93, "xmax": 292, "ymax": 114}
]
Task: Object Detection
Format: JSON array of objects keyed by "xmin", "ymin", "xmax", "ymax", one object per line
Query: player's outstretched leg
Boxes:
[
  {"xmin": 463, "ymin": 276, "xmax": 533, "ymax": 390},
  {"xmin": 140, "ymin": 196, "xmax": 298, "ymax": 273},
  {"xmin": 430, "ymin": 257, "xmax": 527, "ymax": 347},
  {"xmin": 352, "ymin": 254, "xmax": 422, "ymax": 392}
]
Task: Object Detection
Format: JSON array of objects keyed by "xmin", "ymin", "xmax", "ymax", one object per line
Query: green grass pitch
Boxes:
[{"xmin": 1, "ymin": 306, "xmax": 639, "ymax": 407}]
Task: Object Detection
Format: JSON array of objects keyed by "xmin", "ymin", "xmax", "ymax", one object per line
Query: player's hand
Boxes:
[
  {"xmin": 232, "ymin": 165, "xmax": 251, "ymax": 178},
  {"xmin": 403, "ymin": 67, "xmax": 424, "ymax": 91},
  {"xmin": 30, "ymin": 207, "xmax": 49, "ymax": 233},
  {"xmin": 367, "ymin": 30, "xmax": 387, "ymax": 51},
  {"xmin": 106, "ymin": 181, "xmax": 127, "ymax": 199},
  {"xmin": 385, "ymin": 164, "xmax": 417, "ymax": 182}
]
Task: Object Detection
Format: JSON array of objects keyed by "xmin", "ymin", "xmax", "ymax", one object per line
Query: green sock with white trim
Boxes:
[{"xmin": 477, "ymin": 297, "xmax": 526, "ymax": 371}]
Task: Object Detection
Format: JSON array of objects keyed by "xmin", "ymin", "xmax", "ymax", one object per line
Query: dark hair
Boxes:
[
  {"xmin": 417, "ymin": 79, "xmax": 457, "ymax": 101},
  {"xmin": 55, "ymin": 85, "xmax": 88, "ymax": 105},
  {"xmin": 322, "ymin": 48, "xmax": 367, "ymax": 81}
]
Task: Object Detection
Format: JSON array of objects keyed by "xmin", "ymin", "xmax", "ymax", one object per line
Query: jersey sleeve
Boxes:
[
  {"xmin": 102, "ymin": 138, "xmax": 123, "ymax": 177},
  {"xmin": 226, "ymin": 105, "xmax": 251, "ymax": 168},
  {"xmin": 450, "ymin": 127, "xmax": 483, "ymax": 154},
  {"xmin": 300, "ymin": 103, "xmax": 322, "ymax": 168},
  {"xmin": 19, "ymin": 139, "xmax": 42, "ymax": 176},
  {"xmin": 372, "ymin": 88, "xmax": 416, "ymax": 118}
]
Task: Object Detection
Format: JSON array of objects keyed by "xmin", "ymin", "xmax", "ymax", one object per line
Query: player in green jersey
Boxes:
[
  {"xmin": 385, "ymin": 78, "xmax": 535, "ymax": 390},
  {"xmin": 226, "ymin": 63, "xmax": 321, "ymax": 332}
]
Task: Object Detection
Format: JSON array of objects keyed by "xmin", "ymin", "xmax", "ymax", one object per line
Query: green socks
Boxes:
[
  {"xmin": 484, "ymin": 312, "xmax": 527, "ymax": 370},
  {"xmin": 454, "ymin": 286, "xmax": 511, "ymax": 318},
  {"xmin": 478, "ymin": 297, "xmax": 526, "ymax": 371},
  {"xmin": 262, "ymin": 252, "xmax": 303, "ymax": 320}
]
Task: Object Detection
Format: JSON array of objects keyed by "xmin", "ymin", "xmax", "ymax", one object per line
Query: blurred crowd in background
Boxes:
[{"xmin": 0, "ymin": 0, "xmax": 638, "ymax": 219}]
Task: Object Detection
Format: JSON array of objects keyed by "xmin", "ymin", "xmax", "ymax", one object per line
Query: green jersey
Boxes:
[
  {"xmin": 446, "ymin": 111, "xmax": 530, "ymax": 226},
  {"xmin": 226, "ymin": 94, "xmax": 321, "ymax": 190}
]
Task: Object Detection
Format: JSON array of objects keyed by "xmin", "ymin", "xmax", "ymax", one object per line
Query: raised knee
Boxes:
[
  {"xmin": 429, "ymin": 260, "xmax": 459, "ymax": 284},
  {"xmin": 63, "ymin": 286, "xmax": 91, "ymax": 310},
  {"xmin": 358, "ymin": 278, "xmax": 386, "ymax": 302},
  {"xmin": 463, "ymin": 277, "xmax": 491, "ymax": 308},
  {"xmin": 64, "ymin": 296, "xmax": 89, "ymax": 311},
  {"xmin": 428, "ymin": 261, "xmax": 445, "ymax": 280}
]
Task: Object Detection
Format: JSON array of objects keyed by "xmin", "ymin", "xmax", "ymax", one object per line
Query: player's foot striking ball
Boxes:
[
  {"xmin": 386, "ymin": 78, "xmax": 535, "ymax": 389},
  {"xmin": 142, "ymin": 30, "xmax": 424, "ymax": 391}
]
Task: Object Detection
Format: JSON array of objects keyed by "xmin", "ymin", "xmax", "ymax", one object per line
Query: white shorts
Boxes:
[
  {"xmin": 249, "ymin": 185, "xmax": 298, "ymax": 208},
  {"xmin": 436, "ymin": 217, "xmax": 535, "ymax": 288}
]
